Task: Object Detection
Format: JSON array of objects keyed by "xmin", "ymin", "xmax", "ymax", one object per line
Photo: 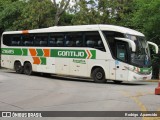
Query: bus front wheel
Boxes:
[
  {"xmin": 92, "ymin": 67, "xmax": 106, "ymax": 83},
  {"xmin": 24, "ymin": 62, "xmax": 32, "ymax": 75},
  {"xmin": 14, "ymin": 61, "xmax": 23, "ymax": 74}
]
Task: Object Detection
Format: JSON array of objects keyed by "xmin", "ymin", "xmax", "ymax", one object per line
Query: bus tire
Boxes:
[
  {"xmin": 24, "ymin": 62, "xmax": 32, "ymax": 75},
  {"xmin": 114, "ymin": 80, "xmax": 123, "ymax": 84},
  {"xmin": 14, "ymin": 61, "xmax": 23, "ymax": 74},
  {"xmin": 92, "ymin": 67, "xmax": 106, "ymax": 83}
]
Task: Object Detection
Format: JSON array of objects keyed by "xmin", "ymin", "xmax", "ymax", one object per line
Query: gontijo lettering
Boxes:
[
  {"xmin": 58, "ymin": 51, "xmax": 84, "ymax": 57},
  {"xmin": 51, "ymin": 49, "xmax": 96, "ymax": 59}
]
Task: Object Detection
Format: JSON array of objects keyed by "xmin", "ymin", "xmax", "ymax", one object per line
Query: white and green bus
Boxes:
[{"xmin": 1, "ymin": 25, "xmax": 158, "ymax": 83}]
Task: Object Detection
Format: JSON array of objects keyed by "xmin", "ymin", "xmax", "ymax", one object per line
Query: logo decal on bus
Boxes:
[
  {"xmin": 51, "ymin": 49, "xmax": 96, "ymax": 59},
  {"xmin": 2, "ymin": 49, "xmax": 14, "ymax": 54},
  {"xmin": 57, "ymin": 51, "xmax": 84, "ymax": 57},
  {"xmin": 1, "ymin": 48, "xmax": 27, "ymax": 56},
  {"xmin": 73, "ymin": 59, "xmax": 86, "ymax": 64}
]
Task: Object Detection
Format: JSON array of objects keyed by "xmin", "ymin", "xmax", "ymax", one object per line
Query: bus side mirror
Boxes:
[
  {"xmin": 147, "ymin": 41, "xmax": 159, "ymax": 54},
  {"xmin": 115, "ymin": 37, "xmax": 136, "ymax": 52}
]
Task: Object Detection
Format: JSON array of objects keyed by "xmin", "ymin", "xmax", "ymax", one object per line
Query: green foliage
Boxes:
[
  {"xmin": 71, "ymin": 0, "xmax": 97, "ymax": 25},
  {"xmin": 114, "ymin": 0, "xmax": 135, "ymax": 27},
  {"xmin": 0, "ymin": 0, "xmax": 24, "ymax": 31},
  {"xmin": 131, "ymin": 0, "xmax": 160, "ymax": 44},
  {"xmin": 0, "ymin": 0, "xmax": 74, "ymax": 31},
  {"xmin": 12, "ymin": 0, "xmax": 55, "ymax": 30},
  {"xmin": 52, "ymin": 0, "xmax": 71, "ymax": 26},
  {"xmin": 71, "ymin": 0, "xmax": 135, "ymax": 26},
  {"xmin": 0, "ymin": 0, "xmax": 56, "ymax": 31},
  {"xmin": 71, "ymin": 0, "xmax": 113, "ymax": 25},
  {"xmin": 59, "ymin": 12, "xmax": 74, "ymax": 26}
]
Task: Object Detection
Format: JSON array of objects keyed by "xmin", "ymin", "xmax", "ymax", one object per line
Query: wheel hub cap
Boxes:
[{"xmin": 96, "ymin": 72, "xmax": 103, "ymax": 79}]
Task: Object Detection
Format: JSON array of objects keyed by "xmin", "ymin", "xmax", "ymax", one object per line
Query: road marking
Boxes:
[
  {"xmin": 122, "ymin": 91, "xmax": 148, "ymax": 111},
  {"xmin": 122, "ymin": 91, "xmax": 160, "ymax": 120},
  {"xmin": 144, "ymin": 80, "xmax": 160, "ymax": 82}
]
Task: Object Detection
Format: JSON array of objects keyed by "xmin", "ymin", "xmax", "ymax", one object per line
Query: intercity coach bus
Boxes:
[{"xmin": 1, "ymin": 25, "xmax": 159, "ymax": 83}]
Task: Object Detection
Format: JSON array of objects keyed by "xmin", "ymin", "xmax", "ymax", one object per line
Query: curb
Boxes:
[{"xmin": 145, "ymin": 80, "xmax": 160, "ymax": 82}]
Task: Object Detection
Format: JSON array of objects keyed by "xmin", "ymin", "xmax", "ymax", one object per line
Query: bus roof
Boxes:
[{"xmin": 3, "ymin": 24, "xmax": 144, "ymax": 36}]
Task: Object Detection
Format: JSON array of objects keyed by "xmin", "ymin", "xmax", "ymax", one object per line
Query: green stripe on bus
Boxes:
[
  {"xmin": 1, "ymin": 48, "xmax": 96, "ymax": 59},
  {"xmin": 22, "ymin": 49, "xmax": 28, "ymax": 56},
  {"xmin": 1, "ymin": 48, "xmax": 27, "ymax": 56},
  {"xmin": 36, "ymin": 49, "xmax": 43, "ymax": 56},
  {"xmin": 90, "ymin": 50, "xmax": 96, "ymax": 59},
  {"xmin": 40, "ymin": 57, "xmax": 46, "ymax": 65}
]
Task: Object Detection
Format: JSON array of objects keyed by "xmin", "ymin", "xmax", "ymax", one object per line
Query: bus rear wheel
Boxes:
[
  {"xmin": 24, "ymin": 62, "xmax": 32, "ymax": 75},
  {"xmin": 92, "ymin": 67, "xmax": 106, "ymax": 83},
  {"xmin": 14, "ymin": 61, "xmax": 23, "ymax": 74}
]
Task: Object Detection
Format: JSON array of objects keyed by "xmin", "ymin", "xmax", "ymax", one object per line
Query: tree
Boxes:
[
  {"xmin": 52, "ymin": 0, "xmax": 71, "ymax": 26},
  {"xmin": 0, "ymin": 0, "xmax": 73, "ymax": 30},
  {"xmin": 71, "ymin": 0, "xmax": 112, "ymax": 25},
  {"xmin": 12, "ymin": 0, "xmax": 55, "ymax": 30},
  {"xmin": 0, "ymin": 0, "xmax": 56, "ymax": 31},
  {"xmin": 70, "ymin": 0, "xmax": 135, "ymax": 26},
  {"xmin": 71, "ymin": 0, "xmax": 96, "ymax": 25},
  {"xmin": 131, "ymin": 0, "xmax": 160, "ymax": 44},
  {"xmin": 0, "ymin": 0, "xmax": 24, "ymax": 31},
  {"xmin": 59, "ymin": 12, "xmax": 74, "ymax": 26},
  {"xmin": 113, "ymin": 0, "xmax": 135, "ymax": 27}
]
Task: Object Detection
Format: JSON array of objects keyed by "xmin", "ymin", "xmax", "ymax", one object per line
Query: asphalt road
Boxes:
[{"xmin": 0, "ymin": 68, "xmax": 160, "ymax": 120}]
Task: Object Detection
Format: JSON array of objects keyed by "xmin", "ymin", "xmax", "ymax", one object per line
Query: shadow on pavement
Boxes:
[{"xmin": 4, "ymin": 70, "xmax": 148, "ymax": 86}]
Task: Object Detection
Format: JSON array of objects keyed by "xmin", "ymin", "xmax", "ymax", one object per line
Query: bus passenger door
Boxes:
[{"xmin": 115, "ymin": 42, "xmax": 129, "ymax": 81}]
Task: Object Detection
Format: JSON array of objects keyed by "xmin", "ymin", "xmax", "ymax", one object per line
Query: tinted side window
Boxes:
[
  {"xmin": 49, "ymin": 33, "xmax": 64, "ymax": 47},
  {"xmin": 35, "ymin": 35, "xmax": 48, "ymax": 46},
  {"xmin": 85, "ymin": 31, "xmax": 105, "ymax": 51},
  {"xmin": 22, "ymin": 34, "xmax": 34, "ymax": 46},
  {"xmin": 12, "ymin": 35, "xmax": 22, "ymax": 46},
  {"xmin": 103, "ymin": 31, "xmax": 124, "ymax": 58},
  {"xmin": 3, "ymin": 34, "xmax": 11, "ymax": 46},
  {"xmin": 3, "ymin": 34, "xmax": 22, "ymax": 46},
  {"xmin": 49, "ymin": 36, "xmax": 56, "ymax": 47},
  {"xmin": 65, "ymin": 32, "xmax": 83, "ymax": 47}
]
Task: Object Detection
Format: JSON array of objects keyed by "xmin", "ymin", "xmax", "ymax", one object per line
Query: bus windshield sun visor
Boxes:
[{"xmin": 115, "ymin": 37, "xmax": 136, "ymax": 52}]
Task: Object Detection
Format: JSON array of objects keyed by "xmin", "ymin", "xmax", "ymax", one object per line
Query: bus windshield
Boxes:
[{"xmin": 125, "ymin": 34, "xmax": 151, "ymax": 67}]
